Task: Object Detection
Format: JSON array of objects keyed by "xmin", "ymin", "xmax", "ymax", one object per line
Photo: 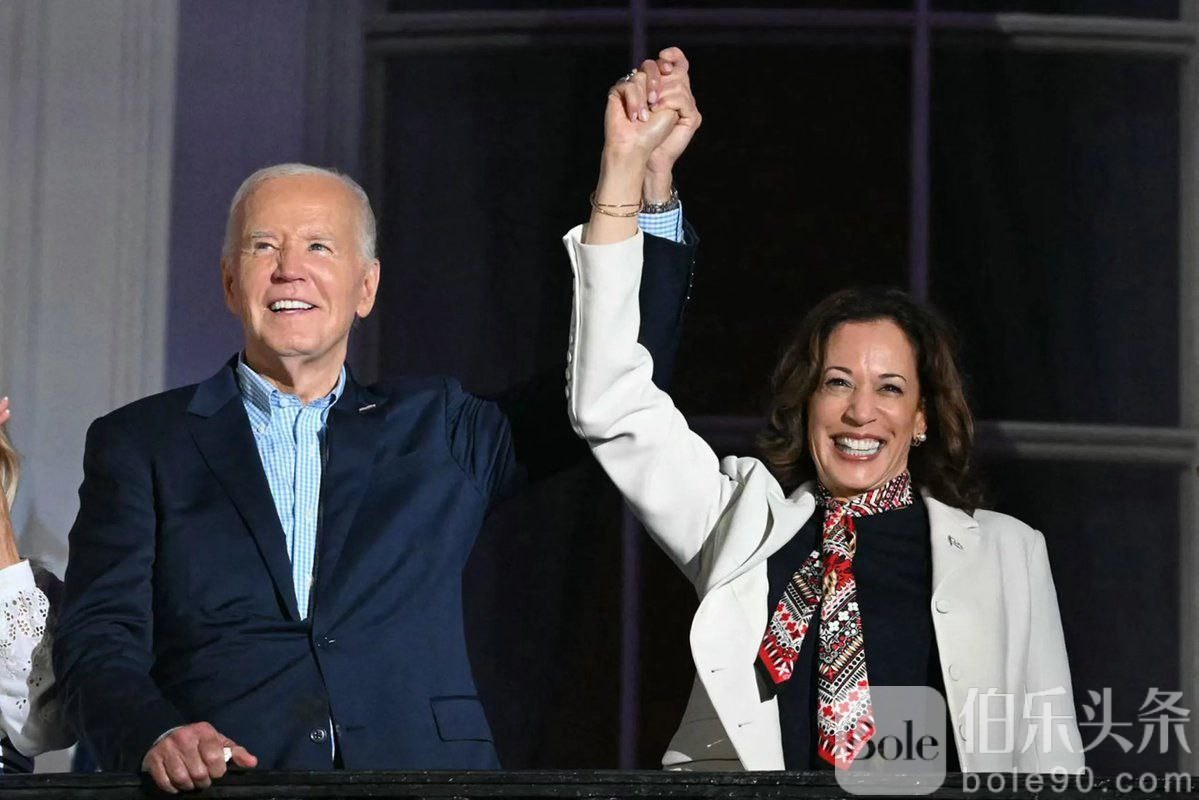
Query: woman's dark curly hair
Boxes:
[{"xmin": 758, "ymin": 286, "xmax": 984, "ymax": 511}]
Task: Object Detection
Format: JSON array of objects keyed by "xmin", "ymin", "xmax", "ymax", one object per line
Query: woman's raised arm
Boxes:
[{"xmin": 566, "ymin": 53, "xmax": 755, "ymax": 585}]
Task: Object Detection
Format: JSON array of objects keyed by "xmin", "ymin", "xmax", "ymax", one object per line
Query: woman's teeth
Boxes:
[{"xmin": 834, "ymin": 436, "xmax": 882, "ymax": 456}]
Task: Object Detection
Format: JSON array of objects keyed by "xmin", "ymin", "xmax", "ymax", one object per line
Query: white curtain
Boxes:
[{"xmin": 0, "ymin": 0, "xmax": 176, "ymax": 576}]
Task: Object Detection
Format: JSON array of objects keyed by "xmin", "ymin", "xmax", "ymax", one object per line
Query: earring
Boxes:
[{"xmin": 912, "ymin": 432, "xmax": 927, "ymax": 446}]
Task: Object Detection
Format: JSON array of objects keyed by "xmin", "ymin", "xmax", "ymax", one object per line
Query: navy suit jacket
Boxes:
[{"xmin": 54, "ymin": 230, "xmax": 696, "ymax": 772}]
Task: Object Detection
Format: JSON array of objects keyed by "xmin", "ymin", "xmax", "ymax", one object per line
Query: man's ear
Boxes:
[
  {"xmin": 356, "ymin": 258, "xmax": 381, "ymax": 319},
  {"xmin": 221, "ymin": 259, "xmax": 238, "ymax": 314}
]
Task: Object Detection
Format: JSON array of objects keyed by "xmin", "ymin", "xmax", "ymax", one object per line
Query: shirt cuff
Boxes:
[{"xmin": 638, "ymin": 203, "xmax": 684, "ymax": 244}]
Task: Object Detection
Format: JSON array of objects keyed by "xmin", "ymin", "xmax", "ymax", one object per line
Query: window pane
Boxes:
[
  {"xmin": 979, "ymin": 459, "xmax": 1180, "ymax": 773},
  {"xmin": 658, "ymin": 44, "xmax": 911, "ymax": 416},
  {"xmin": 934, "ymin": 0, "xmax": 1177, "ymax": 18},
  {"xmin": 930, "ymin": 52, "xmax": 1178, "ymax": 426},
  {"xmin": 377, "ymin": 47, "xmax": 628, "ymax": 384}
]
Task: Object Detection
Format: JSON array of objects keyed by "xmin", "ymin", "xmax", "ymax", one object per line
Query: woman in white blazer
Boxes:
[
  {"xmin": 0, "ymin": 398, "xmax": 71, "ymax": 772},
  {"xmin": 564, "ymin": 58, "xmax": 1083, "ymax": 774}
]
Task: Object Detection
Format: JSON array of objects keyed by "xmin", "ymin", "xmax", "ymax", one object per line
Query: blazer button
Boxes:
[
  {"xmin": 934, "ymin": 599, "xmax": 950, "ymax": 614},
  {"xmin": 310, "ymin": 727, "xmax": 328, "ymax": 743},
  {"xmin": 948, "ymin": 663, "xmax": 961, "ymax": 681}
]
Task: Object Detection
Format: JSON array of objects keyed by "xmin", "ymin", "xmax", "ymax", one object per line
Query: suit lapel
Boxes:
[
  {"xmin": 186, "ymin": 361, "xmax": 301, "ymax": 621},
  {"xmin": 712, "ymin": 480, "xmax": 817, "ymax": 592},
  {"xmin": 925, "ymin": 492, "xmax": 983, "ymax": 597},
  {"xmin": 312, "ymin": 376, "xmax": 387, "ymax": 607}
]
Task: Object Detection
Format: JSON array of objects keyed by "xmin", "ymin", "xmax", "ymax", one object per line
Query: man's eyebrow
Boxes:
[
  {"xmin": 247, "ymin": 230, "xmax": 275, "ymax": 239},
  {"xmin": 298, "ymin": 228, "xmax": 335, "ymax": 239}
]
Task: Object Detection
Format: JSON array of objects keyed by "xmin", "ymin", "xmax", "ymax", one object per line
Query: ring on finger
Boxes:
[{"xmin": 618, "ymin": 70, "xmax": 637, "ymax": 83}]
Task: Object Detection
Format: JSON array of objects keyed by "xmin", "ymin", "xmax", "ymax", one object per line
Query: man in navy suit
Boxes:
[{"xmin": 54, "ymin": 52, "xmax": 699, "ymax": 794}]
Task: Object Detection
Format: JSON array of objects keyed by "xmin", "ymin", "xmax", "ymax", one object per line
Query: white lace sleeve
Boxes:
[{"xmin": 0, "ymin": 561, "xmax": 71, "ymax": 756}]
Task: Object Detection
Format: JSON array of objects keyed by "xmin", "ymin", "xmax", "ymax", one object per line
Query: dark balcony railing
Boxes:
[{"xmin": 0, "ymin": 770, "xmax": 1192, "ymax": 799}]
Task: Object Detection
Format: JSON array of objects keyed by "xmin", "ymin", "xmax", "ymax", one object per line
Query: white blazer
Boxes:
[{"xmin": 562, "ymin": 226, "xmax": 1084, "ymax": 773}]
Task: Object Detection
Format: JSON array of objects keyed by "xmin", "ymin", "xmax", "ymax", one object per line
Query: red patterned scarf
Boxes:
[{"xmin": 758, "ymin": 470, "xmax": 913, "ymax": 768}]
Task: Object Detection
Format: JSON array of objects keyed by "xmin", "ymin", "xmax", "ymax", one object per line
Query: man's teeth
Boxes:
[
  {"xmin": 834, "ymin": 436, "xmax": 882, "ymax": 455},
  {"xmin": 270, "ymin": 300, "xmax": 314, "ymax": 311}
]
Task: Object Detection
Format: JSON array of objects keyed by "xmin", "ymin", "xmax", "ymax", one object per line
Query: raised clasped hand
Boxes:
[
  {"xmin": 604, "ymin": 47, "xmax": 701, "ymax": 193},
  {"xmin": 605, "ymin": 68, "xmax": 679, "ymax": 161}
]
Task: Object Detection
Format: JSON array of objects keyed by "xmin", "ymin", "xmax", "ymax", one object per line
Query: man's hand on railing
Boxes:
[{"xmin": 142, "ymin": 721, "xmax": 257, "ymax": 794}]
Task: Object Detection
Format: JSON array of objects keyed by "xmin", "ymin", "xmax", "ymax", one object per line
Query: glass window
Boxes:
[
  {"xmin": 979, "ymin": 459, "xmax": 1180, "ymax": 773},
  {"xmin": 375, "ymin": 46, "xmax": 627, "ymax": 385},
  {"xmin": 930, "ymin": 51, "xmax": 1178, "ymax": 426}
]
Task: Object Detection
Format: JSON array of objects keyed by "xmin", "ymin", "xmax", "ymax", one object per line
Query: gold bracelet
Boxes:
[{"xmin": 589, "ymin": 191, "xmax": 642, "ymax": 217}]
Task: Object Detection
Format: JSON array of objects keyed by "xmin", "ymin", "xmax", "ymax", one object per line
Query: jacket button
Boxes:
[
  {"xmin": 934, "ymin": 599, "xmax": 950, "ymax": 614},
  {"xmin": 310, "ymin": 728, "xmax": 328, "ymax": 743},
  {"xmin": 948, "ymin": 663, "xmax": 961, "ymax": 681}
]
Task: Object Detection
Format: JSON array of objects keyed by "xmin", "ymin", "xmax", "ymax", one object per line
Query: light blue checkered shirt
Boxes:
[
  {"xmin": 640, "ymin": 204, "xmax": 684, "ymax": 242},
  {"xmin": 236, "ymin": 357, "xmax": 346, "ymax": 621}
]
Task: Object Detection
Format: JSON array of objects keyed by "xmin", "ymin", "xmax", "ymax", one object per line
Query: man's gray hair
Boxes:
[{"xmin": 221, "ymin": 163, "xmax": 377, "ymax": 261}]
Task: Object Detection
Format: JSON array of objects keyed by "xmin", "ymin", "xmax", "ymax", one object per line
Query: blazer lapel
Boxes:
[
  {"xmin": 312, "ymin": 375, "xmax": 387, "ymax": 607},
  {"xmin": 186, "ymin": 361, "xmax": 301, "ymax": 621},
  {"xmin": 709, "ymin": 477, "xmax": 818, "ymax": 593},
  {"xmin": 925, "ymin": 492, "xmax": 983, "ymax": 598}
]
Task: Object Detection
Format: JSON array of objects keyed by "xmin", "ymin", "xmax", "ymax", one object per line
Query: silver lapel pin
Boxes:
[
  {"xmin": 358, "ymin": 403, "xmax": 377, "ymax": 413},
  {"xmin": 948, "ymin": 535, "xmax": 964, "ymax": 550}
]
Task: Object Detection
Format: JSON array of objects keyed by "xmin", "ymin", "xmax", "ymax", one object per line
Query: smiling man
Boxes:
[
  {"xmin": 224, "ymin": 170, "xmax": 380, "ymax": 404},
  {"xmin": 53, "ymin": 50, "xmax": 699, "ymax": 795}
]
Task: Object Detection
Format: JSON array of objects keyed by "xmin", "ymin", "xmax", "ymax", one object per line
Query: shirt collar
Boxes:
[{"xmin": 235, "ymin": 354, "xmax": 346, "ymax": 414}]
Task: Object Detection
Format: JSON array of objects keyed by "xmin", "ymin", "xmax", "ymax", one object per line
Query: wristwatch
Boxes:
[{"xmin": 641, "ymin": 186, "xmax": 680, "ymax": 214}]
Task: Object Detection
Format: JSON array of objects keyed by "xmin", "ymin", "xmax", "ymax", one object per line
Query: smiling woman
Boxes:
[
  {"xmin": 564, "ymin": 60, "xmax": 1083, "ymax": 773},
  {"xmin": 760, "ymin": 288, "xmax": 981, "ymax": 511}
]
